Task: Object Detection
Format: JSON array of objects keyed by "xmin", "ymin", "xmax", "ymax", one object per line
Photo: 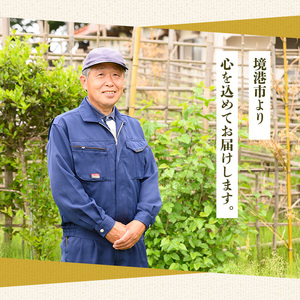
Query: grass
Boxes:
[
  {"xmin": 0, "ymin": 232, "xmax": 61, "ymax": 262},
  {"xmin": 225, "ymin": 251, "xmax": 299, "ymax": 278},
  {"xmin": 224, "ymin": 209, "xmax": 300, "ymax": 278},
  {"xmin": 0, "ymin": 232, "xmax": 32, "ymax": 260},
  {"xmin": 1, "ymin": 207, "xmax": 300, "ymax": 278},
  {"xmin": 0, "ymin": 223, "xmax": 61, "ymax": 262}
]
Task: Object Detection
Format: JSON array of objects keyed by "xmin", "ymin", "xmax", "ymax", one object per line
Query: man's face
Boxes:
[{"xmin": 80, "ymin": 62, "xmax": 124, "ymax": 115}]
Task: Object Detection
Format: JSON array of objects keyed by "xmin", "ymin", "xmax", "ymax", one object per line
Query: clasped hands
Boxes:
[{"xmin": 105, "ymin": 220, "xmax": 146, "ymax": 250}]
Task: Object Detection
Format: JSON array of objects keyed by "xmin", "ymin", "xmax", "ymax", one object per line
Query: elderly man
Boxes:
[{"xmin": 47, "ymin": 48, "xmax": 161, "ymax": 267}]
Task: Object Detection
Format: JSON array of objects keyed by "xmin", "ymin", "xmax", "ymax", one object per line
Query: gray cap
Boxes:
[{"xmin": 82, "ymin": 47, "xmax": 128, "ymax": 71}]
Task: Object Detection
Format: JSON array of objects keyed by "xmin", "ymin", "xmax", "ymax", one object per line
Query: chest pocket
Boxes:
[
  {"xmin": 125, "ymin": 140, "xmax": 148, "ymax": 180},
  {"xmin": 71, "ymin": 143, "xmax": 110, "ymax": 181}
]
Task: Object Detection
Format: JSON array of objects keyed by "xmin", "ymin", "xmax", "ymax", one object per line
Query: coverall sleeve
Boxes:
[
  {"xmin": 47, "ymin": 121, "xmax": 115, "ymax": 237},
  {"xmin": 133, "ymin": 145, "xmax": 162, "ymax": 229}
]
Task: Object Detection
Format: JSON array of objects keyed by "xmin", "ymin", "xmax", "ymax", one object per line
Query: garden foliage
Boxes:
[
  {"xmin": 0, "ymin": 34, "xmax": 85, "ymax": 259},
  {"xmin": 142, "ymin": 87, "xmax": 258, "ymax": 272}
]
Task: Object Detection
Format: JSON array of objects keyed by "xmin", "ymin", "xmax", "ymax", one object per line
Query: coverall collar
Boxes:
[{"xmin": 79, "ymin": 97, "xmax": 126, "ymax": 125}]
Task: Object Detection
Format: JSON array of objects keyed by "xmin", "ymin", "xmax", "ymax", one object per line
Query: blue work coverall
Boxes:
[{"xmin": 47, "ymin": 97, "xmax": 161, "ymax": 267}]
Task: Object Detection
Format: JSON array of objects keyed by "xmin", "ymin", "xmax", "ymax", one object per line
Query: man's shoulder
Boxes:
[
  {"xmin": 117, "ymin": 112, "xmax": 146, "ymax": 140},
  {"xmin": 119, "ymin": 113, "xmax": 144, "ymax": 131},
  {"xmin": 120, "ymin": 113, "xmax": 141, "ymax": 125}
]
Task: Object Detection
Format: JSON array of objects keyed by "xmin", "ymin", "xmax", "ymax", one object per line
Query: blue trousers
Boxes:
[{"xmin": 60, "ymin": 224, "xmax": 148, "ymax": 268}]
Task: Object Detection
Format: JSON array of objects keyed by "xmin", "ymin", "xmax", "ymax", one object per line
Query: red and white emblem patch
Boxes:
[{"xmin": 91, "ymin": 173, "xmax": 100, "ymax": 179}]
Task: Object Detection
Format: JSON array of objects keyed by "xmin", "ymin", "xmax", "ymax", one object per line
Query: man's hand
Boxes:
[
  {"xmin": 113, "ymin": 220, "xmax": 146, "ymax": 250},
  {"xmin": 105, "ymin": 221, "xmax": 127, "ymax": 244}
]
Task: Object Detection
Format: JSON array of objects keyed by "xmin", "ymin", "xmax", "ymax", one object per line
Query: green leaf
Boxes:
[
  {"xmin": 142, "ymin": 121, "xmax": 156, "ymax": 141},
  {"xmin": 162, "ymin": 168, "xmax": 175, "ymax": 179},
  {"xmin": 170, "ymin": 253, "xmax": 180, "ymax": 261},
  {"xmin": 202, "ymin": 157, "xmax": 214, "ymax": 170},
  {"xmin": 158, "ymin": 163, "xmax": 169, "ymax": 169},
  {"xmin": 162, "ymin": 202, "xmax": 174, "ymax": 214},
  {"xmin": 169, "ymin": 263, "xmax": 180, "ymax": 270},
  {"xmin": 209, "ymin": 231, "xmax": 215, "ymax": 239},
  {"xmin": 203, "ymin": 257, "xmax": 214, "ymax": 267},
  {"xmin": 200, "ymin": 211, "xmax": 209, "ymax": 217},
  {"xmin": 196, "ymin": 219, "xmax": 204, "ymax": 229},
  {"xmin": 224, "ymin": 251, "xmax": 235, "ymax": 258},
  {"xmin": 190, "ymin": 252, "xmax": 200, "ymax": 260},
  {"xmin": 253, "ymin": 193, "xmax": 261, "ymax": 199},
  {"xmin": 216, "ymin": 251, "xmax": 225, "ymax": 262},
  {"xmin": 183, "ymin": 106, "xmax": 195, "ymax": 120},
  {"xmin": 193, "ymin": 262, "xmax": 201, "ymax": 271},
  {"xmin": 263, "ymin": 190, "xmax": 272, "ymax": 198},
  {"xmin": 178, "ymin": 244, "xmax": 187, "ymax": 251},
  {"xmin": 204, "ymin": 205, "xmax": 213, "ymax": 216},
  {"xmin": 181, "ymin": 264, "xmax": 189, "ymax": 271},
  {"xmin": 189, "ymin": 239, "xmax": 195, "ymax": 248},
  {"xmin": 177, "ymin": 134, "xmax": 191, "ymax": 144},
  {"xmin": 164, "ymin": 254, "xmax": 172, "ymax": 264}
]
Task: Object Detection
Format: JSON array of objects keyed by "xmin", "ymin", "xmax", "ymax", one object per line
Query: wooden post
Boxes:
[
  {"xmin": 101, "ymin": 25, "xmax": 107, "ymax": 47},
  {"xmin": 1, "ymin": 18, "xmax": 9, "ymax": 47},
  {"xmin": 96, "ymin": 24, "xmax": 100, "ymax": 48}
]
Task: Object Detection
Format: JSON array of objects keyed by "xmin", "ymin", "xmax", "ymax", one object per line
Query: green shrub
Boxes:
[
  {"xmin": 142, "ymin": 95, "xmax": 257, "ymax": 272},
  {"xmin": 0, "ymin": 34, "xmax": 85, "ymax": 260}
]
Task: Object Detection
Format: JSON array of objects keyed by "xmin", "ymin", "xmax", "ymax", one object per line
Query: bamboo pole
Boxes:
[
  {"xmin": 238, "ymin": 35, "xmax": 245, "ymax": 164},
  {"xmin": 128, "ymin": 27, "xmax": 141, "ymax": 117},
  {"xmin": 68, "ymin": 22, "xmax": 74, "ymax": 66},
  {"xmin": 271, "ymin": 36, "xmax": 279, "ymax": 252},
  {"xmin": 164, "ymin": 29, "xmax": 175, "ymax": 123},
  {"xmin": 43, "ymin": 21, "xmax": 49, "ymax": 65},
  {"xmin": 255, "ymin": 172, "xmax": 261, "ymax": 261},
  {"xmin": 125, "ymin": 29, "xmax": 134, "ymax": 110},
  {"xmin": 203, "ymin": 32, "xmax": 214, "ymax": 131},
  {"xmin": 283, "ymin": 37, "xmax": 293, "ymax": 271},
  {"xmin": 4, "ymin": 158, "xmax": 13, "ymax": 244}
]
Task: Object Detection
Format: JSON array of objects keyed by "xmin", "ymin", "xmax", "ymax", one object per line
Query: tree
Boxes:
[{"xmin": 0, "ymin": 34, "xmax": 85, "ymax": 258}]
